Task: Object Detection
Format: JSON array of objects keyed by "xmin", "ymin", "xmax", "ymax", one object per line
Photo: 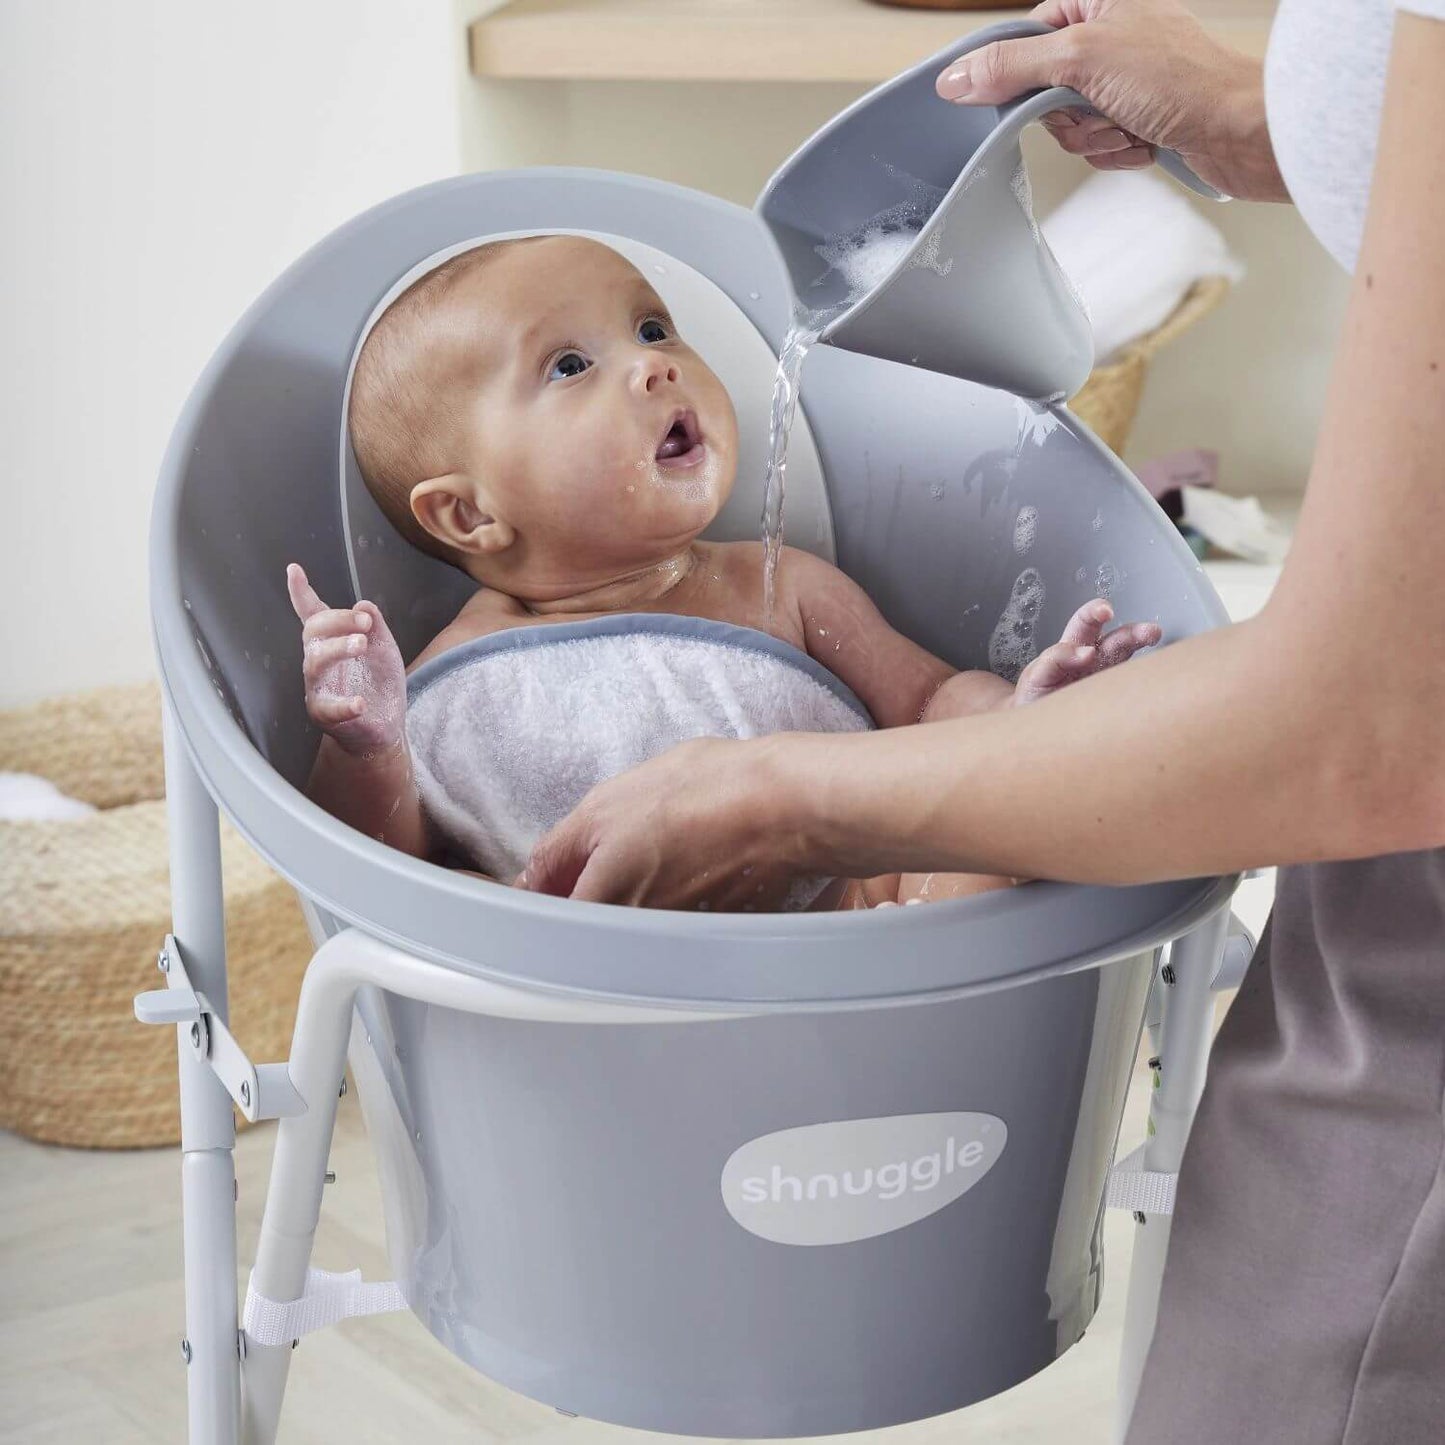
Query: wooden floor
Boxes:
[{"xmin": 0, "ymin": 1042, "xmax": 1172, "ymax": 1445}]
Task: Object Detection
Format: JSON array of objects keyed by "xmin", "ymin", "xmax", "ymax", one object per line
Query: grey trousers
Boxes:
[{"xmin": 1127, "ymin": 850, "xmax": 1445, "ymax": 1444}]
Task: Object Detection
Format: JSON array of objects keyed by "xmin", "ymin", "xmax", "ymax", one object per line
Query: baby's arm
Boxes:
[
  {"xmin": 783, "ymin": 550, "xmax": 1162, "ymax": 727},
  {"xmin": 918, "ymin": 600, "xmax": 1163, "ymax": 722},
  {"xmin": 286, "ymin": 564, "xmax": 432, "ymax": 859},
  {"xmin": 780, "ymin": 547, "xmax": 956, "ymax": 727}
]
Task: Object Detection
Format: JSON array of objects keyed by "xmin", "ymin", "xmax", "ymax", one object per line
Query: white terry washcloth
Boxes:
[{"xmin": 404, "ymin": 614, "xmax": 874, "ymax": 902}]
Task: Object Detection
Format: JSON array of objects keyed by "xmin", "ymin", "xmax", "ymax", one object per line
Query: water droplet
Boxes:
[{"xmin": 748, "ymin": 290, "xmax": 761, "ymax": 301}]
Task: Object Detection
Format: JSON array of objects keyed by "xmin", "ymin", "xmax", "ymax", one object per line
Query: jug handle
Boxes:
[{"xmin": 949, "ymin": 19, "xmax": 1227, "ymax": 202}]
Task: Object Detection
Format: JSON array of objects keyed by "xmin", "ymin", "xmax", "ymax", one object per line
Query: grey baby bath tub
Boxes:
[{"xmin": 139, "ymin": 166, "xmax": 1245, "ymax": 1445}]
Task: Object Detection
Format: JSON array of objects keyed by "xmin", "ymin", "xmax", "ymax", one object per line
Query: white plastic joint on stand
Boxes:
[
  {"xmin": 135, "ymin": 935, "xmax": 304, "ymax": 1123},
  {"xmin": 1106, "ymin": 1144, "xmax": 1177, "ymax": 1216},
  {"xmin": 242, "ymin": 1268, "xmax": 408, "ymax": 1347}
]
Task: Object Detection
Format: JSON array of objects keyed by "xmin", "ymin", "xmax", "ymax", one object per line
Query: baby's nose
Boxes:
[{"xmin": 635, "ymin": 353, "xmax": 680, "ymax": 392}]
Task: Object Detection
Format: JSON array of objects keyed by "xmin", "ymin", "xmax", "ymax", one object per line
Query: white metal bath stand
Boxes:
[{"xmin": 136, "ymin": 699, "xmax": 1251, "ymax": 1445}]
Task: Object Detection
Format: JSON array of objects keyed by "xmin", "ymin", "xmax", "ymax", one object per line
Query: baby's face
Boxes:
[{"xmin": 449, "ymin": 237, "xmax": 739, "ymax": 580}]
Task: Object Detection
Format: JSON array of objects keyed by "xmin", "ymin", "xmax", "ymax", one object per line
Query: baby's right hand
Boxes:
[{"xmin": 286, "ymin": 563, "xmax": 406, "ymax": 759}]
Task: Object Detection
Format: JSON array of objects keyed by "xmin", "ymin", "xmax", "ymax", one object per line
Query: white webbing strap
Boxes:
[
  {"xmin": 1107, "ymin": 1144, "xmax": 1177, "ymax": 1216},
  {"xmin": 243, "ymin": 1267, "xmax": 408, "ymax": 1347}
]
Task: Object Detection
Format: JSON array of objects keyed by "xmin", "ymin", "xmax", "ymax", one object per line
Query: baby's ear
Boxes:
[{"xmin": 411, "ymin": 475, "xmax": 516, "ymax": 557}]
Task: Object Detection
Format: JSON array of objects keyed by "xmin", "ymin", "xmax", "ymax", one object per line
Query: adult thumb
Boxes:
[
  {"xmin": 516, "ymin": 827, "xmax": 586, "ymax": 898},
  {"xmin": 936, "ymin": 30, "xmax": 1076, "ymax": 107}
]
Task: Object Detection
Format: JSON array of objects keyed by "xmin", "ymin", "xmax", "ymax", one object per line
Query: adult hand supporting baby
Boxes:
[
  {"xmin": 936, "ymin": 0, "xmax": 1288, "ymax": 203},
  {"xmin": 517, "ymin": 736, "xmax": 803, "ymax": 910},
  {"xmin": 519, "ymin": 601, "xmax": 1163, "ymax": 909}
]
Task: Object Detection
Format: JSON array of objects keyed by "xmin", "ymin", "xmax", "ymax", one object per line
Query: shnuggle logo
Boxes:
[{"xmin": 720, "ymin": 1112, "xmax": 1007, "ymax": 1246}]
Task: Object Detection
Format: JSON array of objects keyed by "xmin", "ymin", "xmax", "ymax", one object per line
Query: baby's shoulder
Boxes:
[
  {"xmin": 707, "ymin": 538, "xmax": 841, "ymax": 581},
  {"xmin": 405, "ymin": 590, "xmax": 527, "ymax": 675}
]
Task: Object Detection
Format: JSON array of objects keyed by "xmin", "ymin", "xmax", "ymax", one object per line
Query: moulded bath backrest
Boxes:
[
  {"xmin": 339, "ymin": 231, "xmax": 834, "ymax": 665},
  {"xmin": 154, "ymin": 169, "xmax": 1226, "ymax": 797}
]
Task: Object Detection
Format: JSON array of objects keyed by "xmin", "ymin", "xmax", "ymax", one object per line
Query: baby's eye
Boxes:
[
  {"xmin": 548, "ymin": 351, "xmax": 591, "ymax": 382},
  {"xmin": 638, "ymin": 317, "xmax": 671, "ymax": 345}
]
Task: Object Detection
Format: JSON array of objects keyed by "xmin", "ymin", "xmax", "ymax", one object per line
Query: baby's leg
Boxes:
[
  {"xmin": 835, "ymin": 875, "xmax": 903, "ymax": 909},
  {"xmin": 894, "ymin": 869, "xmax": 1018, "ymax": 904}
]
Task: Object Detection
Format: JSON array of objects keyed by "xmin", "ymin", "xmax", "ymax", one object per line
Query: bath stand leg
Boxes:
[
  {"xmin": 164, "ymin": 700, "xmax": 242, "ymax": 1445},
  {"xmin": 239, "ymin": 946, "xmax": 352, "ymax": 1444},
  {"xmin": 1113, "ymin": 905, "xmax": 1229, "ymax": 1442}
]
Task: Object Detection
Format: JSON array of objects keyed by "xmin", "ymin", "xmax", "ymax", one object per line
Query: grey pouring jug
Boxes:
[{"xmin": 757, "ymin": 19, "xmax": 1224, "ymax": 401}]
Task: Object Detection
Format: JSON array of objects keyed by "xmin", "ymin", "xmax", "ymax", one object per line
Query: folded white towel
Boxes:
[
  {"xmin": 0, "ymin": 771, "xmax": 97, "ymax": 822},
  {"xmin": 1041, "ymin": 170, "xmax": 1243, "ymax": 363},
  {"xmin": 404, "ymin": 615, "xmax": 873, "ymax": 902}
]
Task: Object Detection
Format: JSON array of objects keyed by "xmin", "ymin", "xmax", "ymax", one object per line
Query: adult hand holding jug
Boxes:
[{"xmin": 936, "ymin": 0, "xmax": 1289, "ymax": 202}]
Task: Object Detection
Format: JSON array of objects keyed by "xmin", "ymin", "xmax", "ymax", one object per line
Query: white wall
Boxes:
[{"xmin": 0, "ymin": 1, "xmax": 463, "ymax": 707}]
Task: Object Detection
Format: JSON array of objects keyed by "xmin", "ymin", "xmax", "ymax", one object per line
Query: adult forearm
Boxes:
[{"xmin": 773, "ymin": 612, "xmax": 1413, "ymax": 887}]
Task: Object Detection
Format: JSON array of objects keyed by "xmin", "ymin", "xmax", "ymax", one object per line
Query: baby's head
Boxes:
[{"xmin": 349, "ymin": 235, "xmax": 739, "ymax": 597}]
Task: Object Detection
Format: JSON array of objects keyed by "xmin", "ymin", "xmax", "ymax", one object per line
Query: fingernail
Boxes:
[
  {"xmin": 353, "ymin": 610, "xmax": 371, "ymax": 629},
  {"xmin": 938, "ymin": 62, "xmax": 971, "ymax": 98},
  {"xmin": 1043, "ymin": 109, "xmax": 1078, "ymax": 128},
  {"xmin": 1092, "ymin": 128, "xmax": 1132, "ymax": 154}
]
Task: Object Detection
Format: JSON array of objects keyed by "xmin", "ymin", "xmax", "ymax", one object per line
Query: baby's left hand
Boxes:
[{"xmin": 1012, "ymin": 600, "xmax": 1162, "ymax": 707}]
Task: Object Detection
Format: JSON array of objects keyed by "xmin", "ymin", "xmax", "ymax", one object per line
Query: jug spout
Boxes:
[{"xmin": 756, "ymin": 19, "xmax": 1222, "ymax": 401}]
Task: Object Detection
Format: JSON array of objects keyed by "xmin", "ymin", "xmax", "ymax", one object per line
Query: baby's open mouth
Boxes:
[{"xmin": 654, "ymin": 408, "xmax": 706, "ymax": 468}]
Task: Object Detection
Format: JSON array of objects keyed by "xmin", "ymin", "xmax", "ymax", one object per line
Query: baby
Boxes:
[{"xmin": 287, "ymin": 235, "xmax": 1160, "ymax": 910}]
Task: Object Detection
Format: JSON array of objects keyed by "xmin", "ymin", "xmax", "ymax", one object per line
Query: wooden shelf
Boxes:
[{"xmin": 470, "ymin": 0, "xmax": 1275, "ymax": 83}]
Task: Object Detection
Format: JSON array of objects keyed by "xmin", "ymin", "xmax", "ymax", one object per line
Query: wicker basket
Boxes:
[
  {"xmin": 0, "ymin": 681, "xmax": 313, "ymax": 1148},
  {"xmin": 1070, "ymin": 276, "xmax": 1230, "ymax": 455}
]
